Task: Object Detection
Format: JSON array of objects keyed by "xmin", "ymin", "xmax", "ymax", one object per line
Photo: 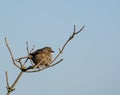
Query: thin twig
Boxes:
[
  {"xmin": 25, "ymin": 59, "xmax": 63, "ymax": 73},
  {"xmin": 17, "ymin": 59, "xmax": 23, "ymax": 67},
  {"xmin": 26, "ymin": 41, "xmax": 29, "ymax": 54},
  {"xmin": 25, "ymin": 41, "xmax": 34, "ymax": 65},
  {"xmin": 30, "ymin": 45, "xmax": 35, "ymax": 53},
  {"xmin": 62, "ymin": 25, "xmax": 85, "ymax": 51},
  {"xmin": 5, "ymin": 71, "xmax": 9, "ymax": 88},
  {"xmin": 16, "ymin": 56, "xmax": 29, "ymax": 61},
  {"xmin": 76, "ymin": 25, "xmax": 85, "ymax": 34},
  {"xmin": 49, "ymin": 25, "xmax": 85, "ymax": 65},
  {"xmin": 26, "ymin": 41, "xmax": 35, "ymax": 54},
  {"xmin": 5, "ymin": 37, "xmax": 20, "ymax": 69},
  {"xmin": 11, "ymin": 71, "xmax": 23, "ymax": 89},
  {"xmin": 6, "ymin": 71, "xmax": 23, "ymax": 95}
]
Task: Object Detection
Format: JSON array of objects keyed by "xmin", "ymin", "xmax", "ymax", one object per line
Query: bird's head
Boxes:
[{"xmin": 42, "ymin": 47, "xmax": 54, "ymax": 53}]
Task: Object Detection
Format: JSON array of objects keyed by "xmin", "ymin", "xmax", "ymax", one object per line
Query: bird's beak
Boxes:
[{"xmin": 51, "ymin": 50, "xmax": 55, "ymax": 53}]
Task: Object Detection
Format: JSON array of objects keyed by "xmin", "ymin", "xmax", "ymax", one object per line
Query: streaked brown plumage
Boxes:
[{"xmin": 29, "ymin": 47, "xmax": 54, "ymax": 68}]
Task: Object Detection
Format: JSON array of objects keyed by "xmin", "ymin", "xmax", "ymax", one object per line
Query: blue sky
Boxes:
[{"xmin": 0, "ymin": 0, "xmax": 120, "ymax": 95}]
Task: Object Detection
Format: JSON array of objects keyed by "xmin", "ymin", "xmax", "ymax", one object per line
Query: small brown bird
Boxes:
[{"xmin": 29, "ymin": 47, "xmax": 54, "ymax": 68}]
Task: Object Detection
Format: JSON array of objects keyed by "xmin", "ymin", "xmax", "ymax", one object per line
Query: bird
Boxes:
[{"xmin": 28, "ymin": 47, "xmax": 54, "ymax": 69}]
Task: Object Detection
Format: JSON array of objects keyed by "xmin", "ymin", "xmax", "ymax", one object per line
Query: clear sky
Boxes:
[{"xmin": 0, "ymin": 0, "xmax": 120, "ymax": 95}]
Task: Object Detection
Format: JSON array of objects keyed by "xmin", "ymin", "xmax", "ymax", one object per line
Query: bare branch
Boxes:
[
  {"xmin": 73, "ymin": 25, "xmax": 76, "ymax": 33},
  {"xmin": 6, "ymin": 71, "xmax": 23, "ymax": 95},
  {"xmin": 5, "ymin": 37, "xmax": 21, "ymax": 69},
  {"xmin": 49, "ymin": 59, "xmax": 63, "ymax": 67},
  {"xmin": 30, "ymin": 45, "xmax": 35, "ymax": 53},
  {"xmin": 11, "ymin": 71, "xmax": 23, "ymax": 89},
  {"xmin": 25, "ymin": 59, "xmax": 63, "ymax": 73},
  {"xmin": 26, "ymin": 41, "xmax": 30, "ymax": 54},
  {"xmin": 5, "ymin": 71, "xmax": 15, "ymax": 95},
  {"xmin": 49, "ymin": 25, "xmax": 85, "ymax": 65},
  {"xmin": 62, "ymin": 25, "xmax": 84, "ymax": 51},
  {"xmin": 5, "ymin": 71, "xmax": 9, "ymax": 88},
  {"xmin": 25, "ymin": 41, "xmax": 34, "ymax": 65},
  {"xmin": 16, "ymin": 56, "xmax": 29, "ymax": 61},
  {"xmin": 26, "ymin": 41, "xmax": 35, "ymax": 54},
  {"xmin": 75, "ymin": 25, "xmax": 85, "ymax": 34}
]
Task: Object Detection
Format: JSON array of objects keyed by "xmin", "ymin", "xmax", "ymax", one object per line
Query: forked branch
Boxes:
[
  {"xmin": 24, "ymin": 25, "xmax": 85, "ymax": 72},
  {"xmin": 5, "ymin": 25, "xmax": 85, "ymax": 95}
]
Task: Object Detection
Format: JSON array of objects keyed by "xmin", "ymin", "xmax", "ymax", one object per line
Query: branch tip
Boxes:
[
  {"xmin": 5, "ymin": 71, "xmax": 9, "ymax": 88},
  {"xmin": 74, "ymin": 25, "xmax": 76, "ymax": 33}
]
